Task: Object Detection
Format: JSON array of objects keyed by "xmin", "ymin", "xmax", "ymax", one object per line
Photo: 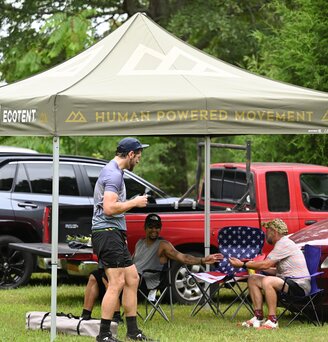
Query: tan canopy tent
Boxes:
[
  {"xmin": 1, "ymin": 12, "xmax": 328, "ymax": 341},
  {"xmin": 0, "ymin": 13, "xmax": 327, "ymax": 136}
]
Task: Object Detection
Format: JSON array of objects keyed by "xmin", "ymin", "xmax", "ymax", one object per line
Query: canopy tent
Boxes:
[
  {"xmin": 0, "ymin": 13, "xmax": 327, "ymax": 136},
  {"xmin": 1, "ymin": 12, "xmax": 328, "ymax": 341}
]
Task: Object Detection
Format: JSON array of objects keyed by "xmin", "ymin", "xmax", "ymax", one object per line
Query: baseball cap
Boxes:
[
  {"xmin": 145, "ymin": 213, "xmax": 162, "ymax": 229},
  {"xmin": 262, "ymin": 218, "xmax": 288, "ymax": 235},
  {"xmin": 117, "ymin": 137, "xmax": 149, "ymax": 153}
]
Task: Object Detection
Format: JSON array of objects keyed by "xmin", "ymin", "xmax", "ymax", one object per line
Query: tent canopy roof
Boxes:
[{"xmin": 0, "ymin": 12, "xmax": 327, "ymax": 136}]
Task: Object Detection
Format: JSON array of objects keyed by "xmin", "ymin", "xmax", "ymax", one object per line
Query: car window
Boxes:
[
  {"xmin": 124, "ymin": 173, "xmax": 147, "ymax": 199},
  {"xmin": 0, "ymin": 163, "xmax": 16, "ymax": 191},
  {"xmin": 84, "ymin": 164, "xmax": 103, "ymax": 190},
  {"xmin": 84, "ymin": 165, "xmax": 165, "ymax": 202},
  {"xmin": 15, "ymin": 164, "xmax": 31, "ymax": 192},
  {"xmin": 14, "ymin": 162, "xmax": 79, "ymax": 196}
]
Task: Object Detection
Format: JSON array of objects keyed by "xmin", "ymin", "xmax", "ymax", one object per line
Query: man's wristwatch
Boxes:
[{"xmin": 242, "ymin": 261, "xmax": 248, "ymax": 269}]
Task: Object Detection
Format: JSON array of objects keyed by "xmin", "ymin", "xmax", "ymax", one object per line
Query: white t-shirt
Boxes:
[{"xmin": 267, "ymin": 236, "xmax": 311, "ymax": 295}]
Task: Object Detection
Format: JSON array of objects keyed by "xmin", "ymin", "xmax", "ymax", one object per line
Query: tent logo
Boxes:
[
  {"xmin": 65, "ymin": 111, "xmax": 87, "ymax": 123},
  {"xmin": 1, "ymin": 107, "xmax": 37, "ymax": 123},
  {"xmin": 39, "ymin": 112, "xmax": 48, "ymax": 123},
  {"xmin": 118, "ymin": 44, "xmax": 239, "ymax": 78},
  {"xmin": 321, "ymin": 110, "xmax": 328, "ymax": 121}
]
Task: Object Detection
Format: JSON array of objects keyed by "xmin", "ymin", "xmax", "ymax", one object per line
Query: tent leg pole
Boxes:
[
  {"xmin": 51, "ymin": 136, "xmax": 60, "ymax": 341},
  {"xmin": 204, "ymin": 136, "xmax": 211, "ymax": 271}
]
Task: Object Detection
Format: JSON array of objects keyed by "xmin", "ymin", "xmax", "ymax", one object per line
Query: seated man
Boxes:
[
  {"xmin": 229, "ymin": 218, "xmax": 310, "ymax": 330},
  {"xmin": 82, "ymin": 213, "xmax": 222, "ymax": 316},
  {"xmin": 133, "ymin": 213, "xmax": 223, "ymax": 299}
]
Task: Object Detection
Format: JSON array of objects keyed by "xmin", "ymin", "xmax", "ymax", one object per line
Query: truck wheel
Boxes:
[
  {"xmin": 170, "ymin": 254, "xmax": 205, "ymax": 305},
  {"xmin": 0, "ymin": 235, "xmax": 34, "ymax": 289}
]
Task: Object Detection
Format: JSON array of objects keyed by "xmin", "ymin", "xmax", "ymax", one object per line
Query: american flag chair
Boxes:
[{"xmin": 189, "ymin": 226, "xmax": 265, "ymax": 319}]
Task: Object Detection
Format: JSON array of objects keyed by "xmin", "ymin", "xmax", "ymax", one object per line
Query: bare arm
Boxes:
[
  {"xmin": 160, "ymin": 241, "xmax": 223, "ymax": 265},
  {"xmin": 103, "ymin": 191, "xmax": 148, "ymax": 216},
  {"xmin": 229, "ymin": 256, "xmax": 277, "ymax": 270}
]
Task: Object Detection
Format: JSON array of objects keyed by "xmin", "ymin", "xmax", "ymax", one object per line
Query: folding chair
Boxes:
[
  {"xmin": 137, "ymin": 259, "xmax": 173, "ymax": 322},
  {"xmin": 277, "ymin": 244, "xmax": 324, "ymax": 326},
  {"xmin": 190, "ymin": 226, "xmax": 265, "ymax": 319}
]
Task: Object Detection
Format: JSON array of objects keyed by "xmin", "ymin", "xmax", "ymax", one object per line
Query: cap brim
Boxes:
[{"xmin": 141, "ymin": 144, "xmax": 149, "ymax": 149}]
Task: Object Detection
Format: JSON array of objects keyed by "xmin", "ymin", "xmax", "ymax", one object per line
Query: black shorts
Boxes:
[
  {"xmin": 92, "ymin": 229, "xmax": 133, "ymax": 269},
  {"xmin": 285, "ymin": 278, "xmax": 306, "ymax": 297},
  {"xmin": 91, "ymin": 269, "xmax": 107, "ymax": 301}
]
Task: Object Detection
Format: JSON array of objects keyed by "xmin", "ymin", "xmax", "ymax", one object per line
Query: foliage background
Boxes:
[{"xmin": 0, "ymin": 0, "xmax": 327, "ymax": 195}]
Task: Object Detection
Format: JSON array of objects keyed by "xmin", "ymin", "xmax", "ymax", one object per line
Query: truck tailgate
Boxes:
[{"xmin": 9, "ymin": 242, "xmax": 93, "ymax": 258}]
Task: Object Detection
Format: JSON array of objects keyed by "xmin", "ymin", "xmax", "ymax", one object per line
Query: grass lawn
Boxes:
[{"xmin": 0, "ymin": 274, "xmax": 327, "ymax": 342}]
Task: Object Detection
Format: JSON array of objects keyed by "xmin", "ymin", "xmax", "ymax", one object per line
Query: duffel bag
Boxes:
[{"xmin": 25, "ymin": 311, "xmax": 118, "ymax": 338}]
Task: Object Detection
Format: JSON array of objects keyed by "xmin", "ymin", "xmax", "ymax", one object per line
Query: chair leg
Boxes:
[
  {"xmin": 190, "ymin": 282, "xmax": 223, "ymax": 318},
  {"xmin": 144, "ymin": 288, "xmax": 170, "ymax": 322},
  {"xmin": 279, "ymin": 294, "xmax": 323, "ymax": 327},
  {"xmin": 168, "ymin": 270, "xmax": 174, "ymax": 321},
  {"xmin": 221, "ymin": 281, "xmax": 253, "ymax": 320}
]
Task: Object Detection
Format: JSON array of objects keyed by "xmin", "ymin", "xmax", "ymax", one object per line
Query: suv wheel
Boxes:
[
  {"xmin": 0, "ymin": 235, "xmax": 34, "ymax": 289},
  {"xmin": 170, "ymin": 252, "xmax": 205, "ymax": 305}
]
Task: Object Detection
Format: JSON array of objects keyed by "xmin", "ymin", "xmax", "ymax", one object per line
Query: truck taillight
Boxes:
[{"xmin": 42, "ymin": 207, "xmax": 51, "ymax": 243}]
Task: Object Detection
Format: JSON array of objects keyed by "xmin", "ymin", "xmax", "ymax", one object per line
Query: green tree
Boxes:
[
  {"xmin": 0, "ymin": 0, "xmax": 267, "ymax": 194},
  {"xmin": 243, "ymin": 0, "xmax": 328, "ymax": 164},
  {"xmin": 167, "ymin": 0, "xmax": 271, "ymax": 67},
  {"xmin": 246, "ymin": 0, "xmax": 328, "ymax": 92},
  {"xmin": 233, "ymin": 135, "xmax": 328, "ymax": 166},
  {"xmin": 1, "ymin": 0, "xmax": 327, "ymax": 193}
]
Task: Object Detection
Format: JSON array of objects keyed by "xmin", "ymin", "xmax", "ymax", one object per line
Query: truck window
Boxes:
[
  {"xmin": 209, "ymin": 169, "xmax": 247, "ymax": 202},
  {"xmin": 266, "ymin": 172, "xmax": 290, "ymax": 212},
  {"xmin": 300, "ymin": 173, "xmax": 328, "ymax": 211}
]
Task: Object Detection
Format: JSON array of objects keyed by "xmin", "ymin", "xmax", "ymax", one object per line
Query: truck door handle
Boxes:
[
  {"xmin": 305, "ymin": 220, "xmax": 317, "ymax": 225},
  {"xmin": 17, "ymin": 202, "xmax": 38, "ymax": 209}
]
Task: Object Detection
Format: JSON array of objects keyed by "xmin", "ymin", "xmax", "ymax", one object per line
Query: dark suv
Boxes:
[{"xmin": 0, "ymin": 152, "xmax": 177, "ymax": 289}]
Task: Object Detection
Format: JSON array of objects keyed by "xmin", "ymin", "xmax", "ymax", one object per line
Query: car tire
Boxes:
[
  {"xmin": 170, "ymin": 252, "xmax": 207, "ymax": 305},
  {"xmin": 0, "ymin": 235, "xmax": 34, "ymax": 289}
]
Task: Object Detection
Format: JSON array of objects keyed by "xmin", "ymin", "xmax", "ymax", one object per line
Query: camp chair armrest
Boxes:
[
  {"xmin": 284, "ymin": 271, "xmax": 324, "ymax": 281},
  {"xmin": 310, "ymin": 271, "xmax": 324, "ymax": 277}
]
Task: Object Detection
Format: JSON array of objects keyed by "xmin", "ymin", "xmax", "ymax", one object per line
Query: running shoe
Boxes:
[
  {"xmin": 240, "ymin": 316, "xmax": 265, "ymax": 328},
  {"xmin": 257, "ymin": 319, "xmax": 279, "ymax": 330},
  {"xmin": 126, "ymin": 330, "xmax": 158, "ymax": 341}
]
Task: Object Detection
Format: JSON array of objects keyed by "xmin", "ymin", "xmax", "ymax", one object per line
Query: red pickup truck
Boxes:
[
  {"xmin": 125, "ymin": 162, "xmax": 328, "ymax": 304},
  {"xmin": 8, "ymin": 161, "xmax": 328, "ymax": 306}
]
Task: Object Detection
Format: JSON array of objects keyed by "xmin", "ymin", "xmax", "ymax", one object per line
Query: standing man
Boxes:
[
  {"xmin": 229, "ymin": 218, "xmax": 310, "ymax": 330},
  {"xmin": 92, "ymin": 137, "xmax": 153, "ymax": 342}
]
